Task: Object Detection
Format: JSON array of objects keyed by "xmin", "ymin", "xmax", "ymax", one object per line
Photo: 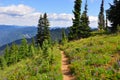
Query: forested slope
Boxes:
[{"xmin": 0, "ymin": 39, "xmax": 62, "ymax": 80}]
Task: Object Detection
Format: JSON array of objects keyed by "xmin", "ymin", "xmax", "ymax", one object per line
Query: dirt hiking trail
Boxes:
[{"xmin": 61, "ymin": 51, "xmax": 75, "ymax": 80}]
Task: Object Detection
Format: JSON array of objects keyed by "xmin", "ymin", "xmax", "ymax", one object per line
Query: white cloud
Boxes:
[
  {"xmin": 48, "ymin": 13, "xmax": 73, "ymax": 21},
  {"xmin": 0, "ymin": 4, "xmax": 98, "ymax": 28},
  {"xmin": 0, "ymin": 4, "xmax": 40, "ymax": 26},
  {"xmin": 0, "ymin": 4, "xmax": 35, "ymax": 16},
  {"xmin": 89, "ymin": 16, "xmax": 98, "ymax": 28},
  {"xmin": 48, "ymin": 13, "xmax": 73, "ymax": 27}
]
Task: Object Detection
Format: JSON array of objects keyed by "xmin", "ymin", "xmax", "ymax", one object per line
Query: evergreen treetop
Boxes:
[
  {"xmin": 106, "ymin": 0, "xmax": 120, "ymax": 32},
  {"xmin": 79, "ymin": 0, "xmax": 91, "ymax": 38},
  {"xmin": 68, "ymin": 0, "xmax": 82, "ymax": 40},
  {"xmin": 98, "ymin": 0, "xmax": 105, "ymax": 30},
  {"xmin": 61, "ymin": 28, "xmax": 68, "ymax": 45},
  {"xmin": 36, "ymin": 13, "xmax": 50, "ymax": 46}
]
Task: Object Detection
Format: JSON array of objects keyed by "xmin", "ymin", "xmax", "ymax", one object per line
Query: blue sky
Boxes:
[{"xmin": 0, "ymin": 0, "xmax": 113, "ymax": 28}]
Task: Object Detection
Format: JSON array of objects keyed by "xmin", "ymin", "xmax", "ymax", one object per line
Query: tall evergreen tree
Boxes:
[
  {"xmin": 0, "ymin": 56, "xmax": 7, "ymax": 69},
  {"xmin": 98, "ymin": 0, "xmax": 105, "ymax": 30},
  {"xmin": 79, "ymin": 0, "xmax": 91, "ymax": 38},
  {"xmin": 61, "ymin": 28, "xmax": 68, "ymax": 45},
  {"xmin": 8, "ymin": 43, "xmax": 18, "ymax": 65},
  {"xmin": 32, "ymin": 38, "xmax": 35, "ymax": 47},
  {"xmin": 68, "ymin": 0, "xmax": 82, "ymax": 40},
  {"xmin": 105, "ymin": 12, "xmax": 108, "ymax": 31},
  {"xmin": 43, "ymin": 13, "xmax": 50, "ymax": 40},
  {"xmin": 19, "ymin": 38, "xmax": 28, "ymax": 59},
  {"xmin": 4, "ymin": 45, "xmax": 9, "ymax": 64},
  {"xmin": 28, "ymin": 45, "xmax": 35, "ymax": 57},
  {"xmin": 36, "ymin": 13, "xmax": 50, "ymax": 46},
  {"xmin": 42, "ymin": 40, "xmax": 51, "ymax": 57},
  {"xmin": 106, "ymin": 0, "xmax": 120, "ymax": 32}
]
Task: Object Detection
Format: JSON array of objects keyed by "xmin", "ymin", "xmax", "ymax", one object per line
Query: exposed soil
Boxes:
[{"xmin": 61, "ymin": 51, "xmax": 75, "ymax": 80}]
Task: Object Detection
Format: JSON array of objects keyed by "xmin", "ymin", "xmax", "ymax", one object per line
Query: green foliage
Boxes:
[
  {"xmin": 31, "ymin": 38, "xmax": 35, "ymax": 47},
  {"xmin": 61, "ymin": 28, "xmax": 68, "ymax": 45},
  {"xmin": 117, "ymin": 25, "xmax": 120, "ymax": 33},
  {"xmin": 68, "ymin": 0, "xmax": 82, "ymax": 40},
  {"xmin": 98, "ymin": 0, "xmax": 105, "ymax": 30},
  {"xmin": 4, "ymin": 45, "xmax": 10, "ymax": 64},
  {"xmin": 79, "ymin": 0, "xmax": 91, "ymax": 38},
  {"xmin": 69, "ymin": 0, "xmax": 91, "ymax": 40},
  {"xmin": 62, "ymin": 34, "xmax": 120, "ymax": 79},
  {"xmin": 2, "ymin": 38, "xmax": 37, "ymax": 66},
  {"xmin": 42, "ymin": 40, "xmax": 50, "ymax": 53},
  {"xmin": 19, "ymin": 38, "xmax": 29, "ymax": 59},
  {"xmin": 0, "ymin": 38, "xmax": 62, "ymax": 80},
  {"xmin": 0, "ymin": 56, "xmax": 7, "ymax": 69},
  {"xmin": 28, "ymin": 45, "xmax": 35, "ymax": 57},
  {"xmin": 36, "ymin": 13, "xmax": 50, "ymax": 46},
  {"xmin": 106, "ymin": 0, "xmax": 120, "ymax": 32},
  {"xmin": 7, "ymin": 43, "xmax": 19, "ymax": 65}
]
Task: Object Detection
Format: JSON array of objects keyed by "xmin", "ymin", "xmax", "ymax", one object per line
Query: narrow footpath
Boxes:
[{"xmin": 61, "ymin": 51, "xmax": 75, "ymax": 80}]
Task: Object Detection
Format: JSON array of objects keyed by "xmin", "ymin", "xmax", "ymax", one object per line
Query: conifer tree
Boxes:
[
  {"xmin": 68, "ymin": 0, "xmax": 82, "ymax": 40},
  {"xmin": 19, "ymin": 38, "xmax": 28, "ymax": 59},
  {"xmin": 4, "ymin": 45, "xmax": 9, "ymax": 64},
  {"xmin": 36, "ymin": 13, "xmax": 50, "ymax": 46},
  {"xmin": 0, "ymin": 56, "xmax": 7, "ymax": 69},
  {"xmin": 61, "ymin": 28, "xmax": 68, "ymax": 45},
  {"xmin": 28, "ymin": 45, "xmax": 35, "ymax": 57},
  {"xmin": 98, "ymin": 0, "xmax": 105, "ymax": 30},
  {"xmin": 79, "ymin": 0, "xmax": 91, "ymax": 38},
  {"xmin": 43, "ymin": 13, "xmax": 50, "ymax": 40},
  {"xmin": 8, "ymin": 43, "xmax": 18, "ymax": 65},
  {"xmin": 0, "ymin": 57, "xmax": 3, "ymax": 69},
  {"xmin": 106, "ymin": 0, "xmax": 120, "ymax": 32},
  {"xmin": 105, "ymin": 12, "xmax": 108, "ymax": 31},
  {"xmin": 42, "ymin": 40, "xmax": 51, "ymax": 57},
  {"xmin": 36, "ymin": 15, "xmax": 43, "ymax": 46},
  {"xmin": 32, "ymin": 38, "xmax": 35, "ymax": 47}
]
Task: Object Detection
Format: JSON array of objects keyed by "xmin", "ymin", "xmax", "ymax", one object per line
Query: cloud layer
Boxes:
[{"xmin": 0, "ymin": 4, "xmax": 98, "ymax": 28}]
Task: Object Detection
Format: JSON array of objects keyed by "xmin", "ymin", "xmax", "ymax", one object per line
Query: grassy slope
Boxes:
[
  {"xmin": 1, "ymin": 34, "xmax": 120, "ymax": 80},
  {"xmin": 0, "ymin": 46, "xmax": 62, "ymax": 80},
  {"xmin": 62, "ymin": 34, "xmax": 120, "ymax": 80}
]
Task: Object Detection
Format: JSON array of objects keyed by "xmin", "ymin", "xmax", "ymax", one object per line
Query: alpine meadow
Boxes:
[{"xmin": 0, "ymin": 0, "xmax": 120, "ymax": 80}]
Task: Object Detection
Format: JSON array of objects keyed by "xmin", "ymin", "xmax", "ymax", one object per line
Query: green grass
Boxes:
[
  {"xmin": 1, "ymin": 33, "xmax": 120, "ymax": 80},
  {"xmin": 61, "ymin": 34, "xmax": 120, "ymax": 80},
  {"xmin": 0, "ymin": 46, "xmax": 62, "ymax": 80}
]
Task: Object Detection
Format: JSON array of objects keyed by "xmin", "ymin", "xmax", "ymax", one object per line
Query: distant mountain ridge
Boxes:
[
  {"xmin": 0, "ymin": 25, "xmax": 37, "ymax": 47},
  {"xmin": 0, "ymin": 25, "xmax": 69, "ymax": 48}
]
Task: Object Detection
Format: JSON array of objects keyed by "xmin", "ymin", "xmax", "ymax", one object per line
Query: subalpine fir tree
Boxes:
[
  {"xmin": 79, "ymin": 0, "xmax": 91, "ymax": 38},
  {"xmin": 8, "ymin": 43, "xmax": 18, "ymax": 65},
  {"xmin": 32, "ymin": 38, "xmax": 35, "ymax": 47},
  {"xmin": 28, "ymin": 45, "xmax": 35, "ymax": 57},
  {"xmin": 0, "ymin": 56, "xmax": 7, "ymax": 69},
  {"xmin": 19, "ymin": 38, "xmax": 28, "ymax": 59},
  {"xmin": 4, "ymin": 45, "xmax": 9, "ymax": 64},
  {"xmin": 68, "ymin": 0, "xmax": 82, "ymax": 40},
  {"xmin": 43, "ymin": 13, "xmax": 50, "ymax": 40},
  {"xmin": 61, "ymin": 28, "xmax": 68, "ymax": 45},
  {"xmin": 42, "ymin": 40, "xmax": 51, "ymax": 57},
  {"xmin": 105, "ymin": 12, "xmax": 108, "ymax": 31},
  {"xmin": 98, "ymin": 0, "xmax": 105, "ymax": 30},
  {"xmin": 36, "ymin": 13, "xmax": 50, "ymax": 46},
  {"xmin": 106, "ymin": 0, "xmax": 120, "ymax": 32}
]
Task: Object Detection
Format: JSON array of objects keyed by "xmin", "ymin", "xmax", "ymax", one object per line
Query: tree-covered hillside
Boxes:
[{"xmin": 0, "ymin": 39, "xmax": 62, "ymax": 80}]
